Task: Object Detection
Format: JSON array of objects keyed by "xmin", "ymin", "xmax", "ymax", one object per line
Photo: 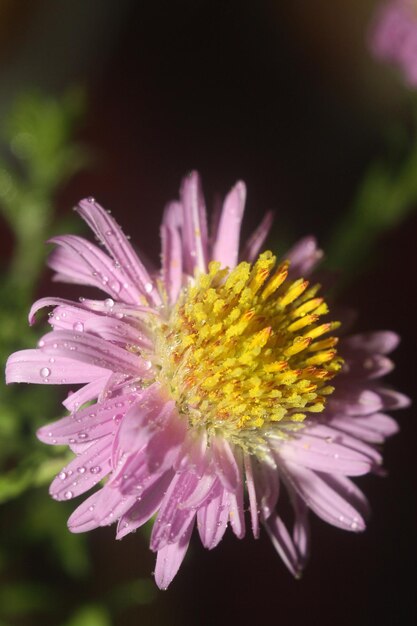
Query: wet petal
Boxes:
[
  {"xmin": 154, "ymin": 517, "xmax": 194, "ymax": 590},
  {"xmin": 212, "ymin": 181, "xmax": 246, "ymax": 269}
]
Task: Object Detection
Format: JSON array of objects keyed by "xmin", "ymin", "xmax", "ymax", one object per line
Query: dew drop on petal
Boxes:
[
  {"xmin": 58, "ymin": 472, "xmax": 67, "ymax": 480},
  {"xmin": 38, "ymin": 339, "xmax": 45, "ymax": 348},
  {"xmin": 64, "ymin": 491, "xmax": 73, "ymax": 499},
  {"xmin": 40, "ymin": 367, "xmax": 51, "ymax": 378},
  {"xmin": 87, "ymin": 196, "xmax": 95, "ymax": 203},
  {"xmin": 90, "ymin": 466, "xmax": 102, "ymax": 474},
  {"xmin": 110, "ymin": 281, "xmax": 121, "ymax": 294},
  {"xmin": 77, "ymin": 467, "xmax": 86, "ymax": 474},
  {"xmin": 78, "ymin": 432, "xmax": 88, "ymax": 440},
  {"xmin": 145, "ymin": 282, "xmax": 153, "ymax": 294},
  {"xmin": 104, "ymin": 298, "xmax": 115, "ymax": 308},
  {"xmin": 73, "ymin": 322, "xmax": 84, "ymax": 332}
]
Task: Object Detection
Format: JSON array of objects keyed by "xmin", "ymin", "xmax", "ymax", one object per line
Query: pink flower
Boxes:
[
  {"xmin": 370, "ymin": 0, "xmax": 417, "ymax": 87},
  {"xmin": 6, "ymin": 173, "xmax": 408, "ymax": 588}
]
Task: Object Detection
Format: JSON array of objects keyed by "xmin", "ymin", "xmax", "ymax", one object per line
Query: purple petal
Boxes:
[
  {"xmin": 197, "ymin": 483, "xmax": 229, "ymax": 549},
  {"xmin": 150, "ymin": 471, "xmax": 199, "ymax": 551},
  {"xmin": 49, "ymin": 436, "xmax": 112, "ymax": 500},
  {"xmin": 76, "ymin": 198, "xmax": 161, "ymax": 306},
  {"xmin": 114, "ymin": 384, "xmax": 175, "ymax": 456},
  {"xmin": 212, "ymin": 181, "xmax": 246, "ymax": 269},
  {"xmin": 291, "ymin": 492, "xmax": 310, "ymax": 567},
  {"xmin": 244, "ymin": 454, "xmax": 260, "ymax": 538},
  {"xmin": 240, "ymin": 210, "xmax": 274, "ymax": 263},
  {"xmin": 327, "ymin": 386, "xmax": 383, "ymax": 416},
  {"xmin": 252, "ymin": 458, "xmax": 280, "ymax": 520},
  {"xmin": 277, "ymin": 430, "xmax": 374, "ymax": 476},
  {"xmin": 154, "ymin": 517, "xmax": 194, "ymax": 590},
  {"xmin": 372, "ymin": 386, "xmax": 411, "ymax": 410},
  {"xmin": 116, "ymin": 469, "xmax": 175, "ymax": 539},
  {"xmin": 180, "ymin": 171, "xmax": 208, "ymax": 274},
  {"xmin": 67, "ymin": 490, "xmax": 104, "ymax": 533},
  {"xmin": 281, "ymin": 461, "xmax": 366, "ymax": 532},
  {"xmin": 6, "ymin": 349, "xmax": 109, "ymax": 385},
  {"xmin": 160, "ymin": 221, "xmax": 183, "ymax": 305},
  {"xmin": 263, "ymin": 513, "xmax": 302, "ymax": 577},
  {"xmin": 330, "ymin": 413, "xmax": 399, "ymax": 443},
  {"xmin": 342, "ymin": 331, "xmax": 400, "ymax": 355},
  {"xmin": 285, "ymin": 236, "xmax": 323, "ymax": 278},
  {"xmin": 39, "ymin": 330, "xmax": 151, "ymax": 378},
  {"xmin": 211, "ymin": 437, "xmax": 240, "ymax": 492},
  {"xmin": 37, "ymin": 393, "xmax": 137, "ymax": 445},
  {"xmin": 48, "ymin": 234, "xmax": 142, "ymax": 303},
  {"xmin": 62, "ymin": 375, "xmax": 111, "ymax": 411},
  {"xmin": 340, "ymin": 354, "xmax": 394, "ymax": 380},
  {"xmin": 175, "ymin": 431, "xmax": 209, "ymax": 477}
]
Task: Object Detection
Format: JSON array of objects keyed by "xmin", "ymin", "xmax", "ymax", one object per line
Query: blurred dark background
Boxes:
[{"xmin": 0, "ymin": 1, "xmax": 415, "ymax": 625}]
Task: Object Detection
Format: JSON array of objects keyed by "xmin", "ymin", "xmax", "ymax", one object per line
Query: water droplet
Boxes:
[
  {"xmin": 73, "ymin": 322, "xmax": 84, "ymax": 332},
  {"xmin": 64, "ymin": 491, "xmax": 73, "ymax": 499},
  {"xmin": 77, "ymin": 467, "xmax": 86, "ymax": 474},
  {"xmin": 104, "ymin": 298, "xmax": 115, "ymax": 308},
  {"xmin": 78, "ymin": 432, "xmax": 88, "ymax": 440},
  {"xmin": 87, "ymin": 196, "xmax": 95, "ymax": 203},
  {"xmin": 40, "ymin": 367, "xmax": 51, "ymax": 378},
  {"xmin": 58, "ymin": 472, "xmax": 67, "ymax": 480},
  {"xmin": 49, "ymin": 357, "xmax": 55, "ymax": 364},
  {"xmin": 38, "ymin": 339, "xmax": 45, "ymax": 348},
  {"xmin": 110, "ymin": 281, "xmax": 121, "ymax": 293},
  {"xmin": 90, "ymin": 466, "xmax": 102, "ymax": 474},
  {"xmin": 144, "ymin": 282, "xmax": 153, "ymax": 294}
]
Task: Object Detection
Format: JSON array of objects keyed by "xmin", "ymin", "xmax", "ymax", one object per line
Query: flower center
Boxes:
[{"xmin": 156, "ymin": 251, "xmax": 342, "ymax": 451}]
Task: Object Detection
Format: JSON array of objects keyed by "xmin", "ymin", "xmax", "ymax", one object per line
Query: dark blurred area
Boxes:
[{"xmin": 0, "ymin": 1, "xmax": 415, "ymax": 625}]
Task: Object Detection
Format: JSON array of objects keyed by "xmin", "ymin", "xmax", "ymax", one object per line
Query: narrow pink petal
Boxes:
[
  {"xmin": 179, "ymin": 472, "xmax": 217, "ymax": 510},
  {"xmin": 211, "ymin": 437, "xmax": 240, "ymax": 492},
  {"xmin": 342, "ymin": 331, "xmax": 400, "ymax": 355},
  {"xmin": 243, "ymin": 454, "xmax": 260, "ymax": 539},
  {"xmin": 39, "ymin": 330, "xmax": 151, "ymax": 378},
  {"xmin": 291, "ymin": 492, "xmax": 310, "ymax": 567},
  {"xmin": 320, "ymin": 473, "xmax": 370, "ymax": 520},
  {"xmin": 240, "ymin": 210, "xmax": 274, "ymax": 263},
  {"xmin": 299, "ymin": 423, "xmax": 383, "ymax": 468},
  {"xmin": 285, "ymin": 236, "xmax": 323, "ymax": 278},
  {"xmin": 281, "ymin": 461, "xmax": 366, "ymax": 532},
  {"xmin": 211, "ymin": 181, "xmax": 246, "ymax": 269},
  {"xmin": 264, "ymin": 513, "xmax": 301, "ymax": 577},
  {"xmin": 252, "ymin": 459, "xmax": 280, "ymax": 520},
  {"xmin": 154, "ymin": 517, "xmax": 194, "ymax": 590},
  {"xmin": 277, "ymin": 431, "xmax": 374, "ymax": 476},
  {"xmin": 62, "ymin": 375, "xmax": 111, "ymax": 411},
  {"xmin": 372, "ymin": 386, "xmax": 411, "ymax": 410},
  {"xmin": 6, "ymin": 349, "xmax": 109, "ymax": 385},
  {"xmin": 48, "ymin": 235, "xmax": 142, "ymax": 303},
  {"xmin": 197, "ymin": 483, "xmax": 229, "ymax": 549},
  {"xmin": 29, "ymin": 297, "xmax": 84, "ymax": 326},
  {"xmin": 49, "ymin": 437, "xmax": 112, "ymax": 500},
  {"xmin": 330, "ymin": 413, "xmax": 399, "ymax": 443},
  {"xmin": 114, "ymin": 385, "xmax": 174, "ymax": 456},
  {"xmin": 327, "ymin": 387, "xmax": 383, "ymax": 416},
  {"xmin": 341, "ymin": 354, "xmax": 394, "ymax": 380},
  {"xmin": 150, "ymin": 471, "xmax": 199, "ymax": 551},
  {"xmin": 175, "ymin": 431, "xmax": 209, "ymax": 477},
  {"xmin": 76, "ymin": 198, "xmax": 161, "ymax": 306},
  {"xmin": 145, "ymin": 410, "xmax": 187, "ymax": 473},
  {"xmin": 41, "ymin": 303, "xmax": 150, "ymax": 348},
  {"xmin": 160, "ymin": 222, "xmax": 183, "ymax": 305},
  {"xmin": 180, "ymin": 171, "xmax": 208, "ymax": 274},
  {"xmin": 67, "ymin": 490, "xmax": 104, "ymax": 532},
  {"xmin": 37, "ymin": 393, "xmax": 137, "ymax": 445},
  {"xmin": 116, "ymin": 470, "xmax": 174, "ymax": 539},
  {"xmin": 228, "ymin": 485, "xmax": 245, "ymax": 539}
]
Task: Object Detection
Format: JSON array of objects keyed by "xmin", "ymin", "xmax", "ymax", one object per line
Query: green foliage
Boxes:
[{"xmin": 326, "ymin": 116, "xmax": 417, "ymax": 277}]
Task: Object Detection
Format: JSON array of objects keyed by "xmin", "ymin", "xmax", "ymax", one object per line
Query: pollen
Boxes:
[{"xmin": 156, "ymin": 251, "xmax": 343, "ymax": 451}]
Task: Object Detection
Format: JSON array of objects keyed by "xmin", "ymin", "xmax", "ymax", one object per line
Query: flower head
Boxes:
[
  {"xmin": 370, "ymin": 0, "xmax": 417, "ymax": 87},
  {"xmin": 6, "ymin": 172, "xmax": 408, "ymax": 588}
]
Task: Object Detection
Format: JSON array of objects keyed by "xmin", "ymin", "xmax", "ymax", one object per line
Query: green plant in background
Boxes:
[{"xmin": 0, "ymin": 91, "xmax": 156, "ymax": 626}]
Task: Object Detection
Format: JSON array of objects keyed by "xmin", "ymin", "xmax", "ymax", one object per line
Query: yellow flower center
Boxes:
[{"xmin": 156, "ymin": 251, "xmax": 342, "ymax": 452}]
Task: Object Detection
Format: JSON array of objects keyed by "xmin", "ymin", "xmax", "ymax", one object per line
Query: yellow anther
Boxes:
[
  {"xmin": 284, "ymin": 337, "xmax": 312, "ymax": 356},
  {"xmin": 278, "ymin": 279, "xmax": 309, "ymax": 307},
  {"xmin": 287, "ymin": 314, "xmax": 319, "ymax": 333},
  {"xmin": 290, "ymin": 297, "xmax": 324, "ymax": 319},
  {"xmin": 261, "ymin": 261, "xmax": 289, "ymax": 301}
]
